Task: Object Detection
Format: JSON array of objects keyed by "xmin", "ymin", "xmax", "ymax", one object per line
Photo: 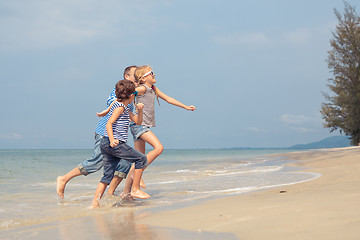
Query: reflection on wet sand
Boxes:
[{"xmin": 1, "ymin": 209, "xmax": 238, "ymax": 240}]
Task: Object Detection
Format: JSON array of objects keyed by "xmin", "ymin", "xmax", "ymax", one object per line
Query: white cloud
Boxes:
[
  {"xmin": 0, "ymin": 0, "xmax": 158, "ymax": 52},
  {"xmin": 280, "ymin": 114, "xmax": 312, "ymax": 125},
  {"xmin": 281, "ymin": 22, "xmax": 335, "ymax": 46},
  {"xmin": 213, "ymin": 22, "xmax": 334, "ymax": 48},
  {"xmin": 0, "ymin": 133, "xmax": 22, "ymax": 140},
  {"xmin": 287, "ymin": 126, "xmax": 318, "ymax": 133},
  {"xmin": 282, "ymin": 28, "xmax": 311, "ymax": 44},
  {"xmin": 245, "ymin": 127, "xmax": 262, "ymax": 133},
  {"xmin": 213, "ymin": 32, "xmax": 272, "ymax": 46},
  {"xmin": 280, "ymin": 114, "xmax": 323, "ymax": 133},
  {"xmin": 0, "ymin": 1, "xmax": 102, "ymax": 51}
]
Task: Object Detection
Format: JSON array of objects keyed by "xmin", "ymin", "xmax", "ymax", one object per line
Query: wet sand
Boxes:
[
  {"xmin": 0, "ymin": 210, "xmax": 238, "ymax": 240},
  {"xmin": 137, "ymin": 147, "xmax": 360, "ymax": 240}
]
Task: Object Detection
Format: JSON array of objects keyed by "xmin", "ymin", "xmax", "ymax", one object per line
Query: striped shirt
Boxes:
[
  {"xmin": 103, "ymin": 102, "xmax": 130, "ymax": 142},
  {"xmin": 95, "ymin": 87, "xmax": 134, "ymax": 136}
]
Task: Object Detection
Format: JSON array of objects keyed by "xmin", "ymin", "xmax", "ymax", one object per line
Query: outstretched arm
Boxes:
[
  {"xmin": 97, "ymin": 87, "xmax": 117, "ymax": 117},
  {"xmin": 135, "ymin": 85, "xmax": 147, "ymax": 96},
  {"xmin": 96, "ymin": 100, "xmax": 117, "ymax": 117},
  {"xmin": 156, "ymin": 87, "xmax": 196, "ymax": 111}
]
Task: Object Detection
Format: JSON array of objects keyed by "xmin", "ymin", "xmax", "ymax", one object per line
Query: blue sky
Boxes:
[{"xmin": 0, "ymin": 0, "xmax": 357, "ymax": 149}]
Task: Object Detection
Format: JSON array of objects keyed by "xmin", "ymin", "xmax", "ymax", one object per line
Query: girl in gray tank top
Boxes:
[
  {"xmin": 121, "ymin": 66, "xmax": 196, "ymax": 197},
  {"xmin": 136, "ymin": 84, "xmax": 156, "ymax": 127}
]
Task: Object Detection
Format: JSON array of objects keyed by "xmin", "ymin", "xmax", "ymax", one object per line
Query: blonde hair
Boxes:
[
  {"xmin": 134, "ymin": 66, "xmax": 150, "ymax": 84},
  {"xmin": 134, "ymin": 65, "xmax": 160, "ymax": 105}
]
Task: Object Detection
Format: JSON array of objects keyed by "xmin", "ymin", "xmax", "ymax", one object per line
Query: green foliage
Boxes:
[{"xmin": 321, "ymin": 2, "xmax": 360, "ymax": 146}]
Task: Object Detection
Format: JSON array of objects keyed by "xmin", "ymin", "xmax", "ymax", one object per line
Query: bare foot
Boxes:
[
  {"xmin": 140, "ymin": 178, "xmax": 146, "ymax": 189},
  {"xmin": 90, "ymin": 200, "xmax": 100, "ymax": 209},
  {"xmin": 56, "ymin": 176, "xmax": 66, "ymax": 198},
  {"xmin": 131, "ymin": 189, "xmax": 151, "ymax": 199},
  {"xmin": 120, "ymin": 192, "xmax": 134, "ymax": 202},
  {"xmin": 107, "ymin": 191, "xmax": 116, "ymax": 196}
]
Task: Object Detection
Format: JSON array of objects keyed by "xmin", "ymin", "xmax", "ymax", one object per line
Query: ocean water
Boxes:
[{"xmin": 0, "ymin": 148, "xmax": 320, "ymax": 232}]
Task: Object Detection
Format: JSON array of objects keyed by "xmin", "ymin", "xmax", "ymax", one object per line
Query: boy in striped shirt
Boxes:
[{"xmin": 91, "ymin": 80, "xmax": 150, "ymax": 208}]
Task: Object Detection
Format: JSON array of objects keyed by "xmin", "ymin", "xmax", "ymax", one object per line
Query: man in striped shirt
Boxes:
[{"xmin": 56, "ymin": 66, "xmax": 137, "ymax": 199}]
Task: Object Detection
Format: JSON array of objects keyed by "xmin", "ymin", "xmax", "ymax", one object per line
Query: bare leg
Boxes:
[
  {"xmin": 120, "ymin": 138, "xmax": 147, "ymax": 197},
  {"xmin": 113, "ymin": 166, "xmax": 146, "ymax": 198},
  {"xmin": 135, "ymin": 140, "xmax": 147, "ymax": 189},
  {"xmin": 57, "ymin": 167, "xmax": 82, "ymax": 198},
  {"xmin": 109, "ymin": 141, "xmax": 145, "ymax": 195},
  {"xmin": 91, "ymin": 182, "xmax": 108, "ymax": 209},
  {"xmin": 107, "ymin": 176, "xmax": 124, "ymax": 195},
  {"xmin": 120, "ymin": 139, "xmax": 146, "ymax": 197},
  {"xmin": 121, "ymin": 132, "xmax": 163, "ymax": 197},
  {"xmin": 134, "ymin": 139, "xmax": 146, "ymax": 154},
  {"xmin": 140, "ymin": 177, "xmax": 146, "ymax": 189},
  {"xmin": 138, "ymin": 131, "xmax": 164, "ymax": 165},
  {"xmin": 120, "ymin": 166, "xmax": 135, "ymax": 199},
  {"xmin": 131, "ymin": 168, "xmax": 150, "ymax": 199}
]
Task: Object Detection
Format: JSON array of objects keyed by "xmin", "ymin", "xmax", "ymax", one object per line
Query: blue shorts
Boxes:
[
  {"xmin": 77, "ymin": 133, "xmax": 103, "ymax": 176},
  {"xmin": 130, "ymin": 123, "xmax": 151, "ymax": 142},
  {"xmin": 100, "ymin": 137, "xmax": 148, "ymax": 184},
  {"xmin": 77, "ymin": 133, "xmax": 131, "ymax": 178}
]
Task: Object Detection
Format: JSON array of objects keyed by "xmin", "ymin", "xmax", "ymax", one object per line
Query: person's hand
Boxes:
[
  {"xmin": 136, "ymin": 103, "xmax": 144, "ymax": 111},
  {"xmin": 96, "ymin": 99, "xmax": 118, "ymax": 117},
  {"xmin": 96, "ymin": 111, "xmax": 107, "ymax": 117},
  {"xmin": 185, "ymin": 105, "xmax": 196, "ymax": 111},
  {"xmin": 110, "ymin": 139, "xmax": 119, "ymax": 147}
]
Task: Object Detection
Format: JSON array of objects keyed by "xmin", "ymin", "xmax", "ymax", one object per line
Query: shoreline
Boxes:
[
  {"xmin": 136, "ymin": 147, "xmax": 360, "ymax": 240},
  {"xmin": 1, "ymin": 147, "xmax": 359, "ymax": 240}
]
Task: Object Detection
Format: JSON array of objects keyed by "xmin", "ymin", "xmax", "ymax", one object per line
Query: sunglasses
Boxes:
[
  {"xmin": 142, "ymin": 71, "xmax": 155, "ymax": 78},
  {"xmin": 131, "ymin": 91, "xmax": 138, "ymax": 97}
]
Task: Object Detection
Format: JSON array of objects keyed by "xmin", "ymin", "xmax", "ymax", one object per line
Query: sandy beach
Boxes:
[
  {"xmin": 1, "ymin": 147, "xmax": 359, "ymax": 240},
  {"xmin": 137, "ymin": 147, "xmax": 360, "ymax": 240}
]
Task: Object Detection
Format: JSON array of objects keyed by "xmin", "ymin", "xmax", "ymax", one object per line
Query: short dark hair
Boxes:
[
  {"xmin": 123, "ymin": 65, "xmax": 137, "ymax": 78},
  {"xmin": 115, "ymin": 80, "xmax": 135, "ymax": 101}
]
